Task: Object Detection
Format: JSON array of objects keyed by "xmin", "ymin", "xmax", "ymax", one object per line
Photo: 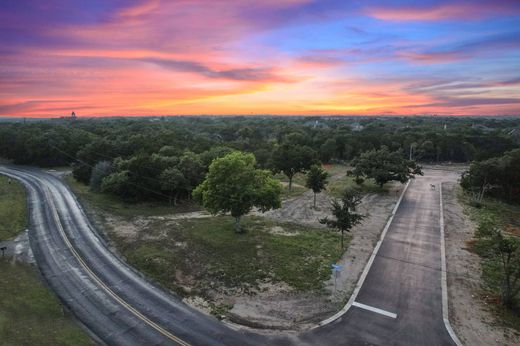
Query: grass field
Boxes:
[
  {"xmin": 273, "ymin": 172, "xmax": 309, "ymax": 199},
  {"xmin": 119, "ymin": 216, "xmax": 345, "ymax": 295},
  {"xmin": 0, "ymin": 174, "xmax": 91, "ymax": 345},
  {"xmin": 326, "ymin": 174, "xmax": 386, "ymax": 198},
  {"xmin": 0, "ymin": 175, "xmax": 26, "ymax": 241},
  {"xmin": 274, "ymin": 165, "xmax": 388, "ymax": 200},
  {"xmin": 461, "ymin": 191, "xmax": 520, "ymax": 331}
]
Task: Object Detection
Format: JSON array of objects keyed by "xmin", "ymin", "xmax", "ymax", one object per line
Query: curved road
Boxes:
[{"xmin": 1, "ymin": 165, "xmax": 460, "ymax": 346}]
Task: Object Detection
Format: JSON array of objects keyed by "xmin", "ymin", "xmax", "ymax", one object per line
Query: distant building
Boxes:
[{"xmin": 350, "ymin": 122, "xmax": 364, "ymax": 131}]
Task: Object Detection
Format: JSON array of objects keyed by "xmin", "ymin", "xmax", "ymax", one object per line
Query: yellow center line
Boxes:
[{"xmin": 45, "ymin": 187, "xmax": 190, "ymax": 346}]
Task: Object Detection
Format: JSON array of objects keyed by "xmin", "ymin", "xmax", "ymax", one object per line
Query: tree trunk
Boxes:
[
  {"xmin": 288, "ymin": 176, "xmax": 293, "ymax": 191},
  {"xmin": 341, "ymin": 229, "xmax": 344, "ymax": 249},
  {"xmin": 174, "ymin": 192, "xmax": 179, "ymax": 206},
  {"xmin": 502, "ymin": 277, "xmax": 512, "ymax": 307},
  {"xmin": 234, "ymin": 216, "xmax": 242, "ymax": 234},
  {"xmin": 313, "ymin": 192, "xmax": 317, "ymax": 208}
]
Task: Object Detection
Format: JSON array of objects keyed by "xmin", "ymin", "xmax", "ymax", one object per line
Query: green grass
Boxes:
[
  {"xmin": 0, "ymin": 174, "xmax": 91, "ymax": 345},
  {"xmin": 0, "ymin": 175, "xmax": 26, "ymax": 241},
  {"xmin": 273, "ymin": 172, "xmax": 309, "ymax": 199},
  {"xmin": 0, "ymin": 260, "xmax": 92, "ymax": 346},
  {"xmin": 461, "ymin": 192, "xmax": 520, "ymax": 237},
  {"xmin": 121, "ymin": 216, "xmax": 345, "ymax": 295},
  {"xmin": 460, "ymin": 190, "xmax": 520, "ymax": 331},
  {"xmin": 273, "ymin": 172, "xmax": 307, "ymax": 187},
  {"xmin": 66, "ymin": 175, "xmax": 199, "ymax": 219},
  {"xmin": 327, "ymin": 175, "xmax": 387, "ymax": 198}
]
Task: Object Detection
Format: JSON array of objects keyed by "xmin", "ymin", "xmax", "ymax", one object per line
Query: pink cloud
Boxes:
[
  {"xmin": 398, "ymin": 51, "xmax": 467, "ymax": 64},
  {"xmin": 366, "ymin": 3, "xmax": 516, "ymax": 21}
]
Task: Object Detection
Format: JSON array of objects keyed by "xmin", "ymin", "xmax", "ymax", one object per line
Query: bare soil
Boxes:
[
  {"xmin": 227, "ymin": 184, "xmax": 403, "ymax": 330},
  {"xmin": 68, "ymin": 173, "xmax": 403, "ymax": 331},
  {"xmin": 443, "ymin": 182, "xmax": 520, "ymax": 345}
]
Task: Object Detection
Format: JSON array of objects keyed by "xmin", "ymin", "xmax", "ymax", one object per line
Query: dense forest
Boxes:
[{"xmin": 1, "ymin": 116, "xmax": 519, "ymax": 204}]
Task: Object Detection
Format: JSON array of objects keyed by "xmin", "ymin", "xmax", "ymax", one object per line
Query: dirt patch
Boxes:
[
  {"xmin": 229, "ymin": 287, "xmax": 336, "ymax": 331},
  {"xmin": 443, "ymin": 182, "xmax": 520, "ymax": 345},
  {"xmin": 68, "ymin": 174, "xmax": 403, "ymax": 332}
]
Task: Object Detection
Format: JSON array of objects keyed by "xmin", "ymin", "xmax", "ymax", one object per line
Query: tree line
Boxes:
[{"xmin": 0, "ymin": 116, "xmax": 518, "ymax": 206}]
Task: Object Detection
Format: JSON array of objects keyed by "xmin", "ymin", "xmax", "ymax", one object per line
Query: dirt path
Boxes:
[{"xmin": 443, "ymin": 182, "xmax": 520, "ymax": 345}]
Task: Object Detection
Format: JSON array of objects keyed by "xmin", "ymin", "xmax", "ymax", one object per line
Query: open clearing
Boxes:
[
  {"xmin": 0, "ymin": 175, "xmax": 91, "ymax": 345},
  {"xmin": 67, "ymin": 164, "xmax": 403, "ymax": 330}
]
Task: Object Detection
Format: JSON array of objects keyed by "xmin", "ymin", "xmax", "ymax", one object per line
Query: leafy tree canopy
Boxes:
[
  {"xmin": 272, "ymin": 143, "xmax": 318, "ymax": 190},
  {"xmin": 193, "ymin": 151, "xmax": 281, "ymax": 233},
  {"xmin": 306, "ymin": 164, "xmax": 329, "ymax": 207},
  {"xmin": 350, "ymin": 146, "xmax": 423, "ymax": 187},
  {"xmin": 320, "ymin": 189, "xmax": 365, "ymax": 249}
]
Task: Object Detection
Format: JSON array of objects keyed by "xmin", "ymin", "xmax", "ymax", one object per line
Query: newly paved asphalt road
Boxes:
[{"xmin": 0, "ymin": 165, "xmax": 459, "ymax": 346}]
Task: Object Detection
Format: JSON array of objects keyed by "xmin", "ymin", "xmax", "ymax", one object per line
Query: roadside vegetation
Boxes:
[
  {"xmin": 109, "ymin": 215, "xmax": 344, "ymax": 306},
  {"xmin": 461, "ymin": 148, "xmax": 520, "ymax": 330},
  {"xmin": 0, "ymin": 175, "xmax": 26, "ymax": 239},
  {"xmin": 0, "ymin": 175, "xmax": 91, "ymax": 345}
]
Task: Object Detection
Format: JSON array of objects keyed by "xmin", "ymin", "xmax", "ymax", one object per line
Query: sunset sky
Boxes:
[{"xmin": 1, "ymin": 0, "xmax": 520, "ymax": 117}]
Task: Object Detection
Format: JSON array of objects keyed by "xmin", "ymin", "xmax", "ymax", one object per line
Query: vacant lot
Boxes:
[
  {"xmin": 66, "ymin": 165, "xmax": 402, "ymax": 330},
  {"xmin": 0, "ymin": 175, "xmax": 91, "ymax": 345}
]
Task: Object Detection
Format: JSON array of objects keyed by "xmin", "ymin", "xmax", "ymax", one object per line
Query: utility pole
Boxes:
[{"xmin": 409, "ymin": 144, "xmax": 413, "ymax": 160}]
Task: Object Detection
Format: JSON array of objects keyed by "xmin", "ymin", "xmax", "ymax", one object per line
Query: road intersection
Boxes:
[{"xmin": 0, "ymin": 165, "xmax": 460, "ymax": 345}]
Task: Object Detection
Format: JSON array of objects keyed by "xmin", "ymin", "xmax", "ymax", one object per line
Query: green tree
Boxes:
[
  {"xmin": 160, "ymin": 168, "xmax": 189, "ymax": 206},
  {"xmin": 306, "ymin": 165, "xmax": 329, "ymax": 208},
  {"xmin": 350, "ymin": 146, "xmax": 423, "ymax": 188},
  {"xmin": 89, "ymin": 161, "xmax": 113, "ymax": 192},
  {"xmin": 272, "ymin": 144, "xmax": 318, "ymax": 191},
  {"xmin": 193, "ymin": 152, "xmax": 281, "ymax": 233},
  {"xmin": 101, "ymin": 171, "xmax": 131, "ymax": 198},
  {"xmin": 320, "ymin": 190, "xmax": 365, "ymax": 249},
  {"xmin": 178, "ymin": 151, "xmax": 205, "ymax": 191},
  {"xmin": 461, "ymin": 149, "xmax": 520, "ymax": 203},
  {"xmin": 490, "ymin": 230, "xmax": 520, "ymax": 307},
  {"xmin": 320, "ymin": 139, "xmax": 336, "ymax": 163}
]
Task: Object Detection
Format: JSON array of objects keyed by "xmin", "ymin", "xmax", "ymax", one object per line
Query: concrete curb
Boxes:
[
  {"xmin": 439, "ymin": 183, "xmax": 463, "ymax": 346},
  {"xmin": 312, "ymin": 180, "xmax": 411, "ymax": 329}
]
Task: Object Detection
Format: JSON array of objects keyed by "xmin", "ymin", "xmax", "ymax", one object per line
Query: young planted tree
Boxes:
[
  {"xmin": 350, "ymin": 146, "xmax": 423, "ymax": 188},
  {"xmin": 193, "ymin": 151, "xmax": 281, "ymax": 233},
  {"xmin": 306, "ymin": 165, "xmax": 329, "ymax": 208},
  {"xmin": 490, "ymin": 230, "xmax": 520, "ymax": 307},
  {"xmin": 160, "ymin": 168, "xmax": 188, "ymax": 206},
  {"xmin": 320, "ymin": 190, "xmax": 365, "ymax": 249},
  {"xmin": 272, "ymin": 143, "xmax": 318, "ymax": 191}
]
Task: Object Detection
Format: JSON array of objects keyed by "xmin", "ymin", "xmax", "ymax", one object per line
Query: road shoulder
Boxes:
[{"xmin": 443, "ymin": 182, "xmax": 520, "ymax": 345}]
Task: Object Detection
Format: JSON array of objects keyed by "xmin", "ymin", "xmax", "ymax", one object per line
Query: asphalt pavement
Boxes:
[{"xmin": 0, "ymin": 165, "xmax": 460, "ymax": 346}]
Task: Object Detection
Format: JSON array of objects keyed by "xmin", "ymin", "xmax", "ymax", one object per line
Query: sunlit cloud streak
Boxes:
[{"xmin": 0, "ymin": 0, "xmax": 519, "ymax": 117}]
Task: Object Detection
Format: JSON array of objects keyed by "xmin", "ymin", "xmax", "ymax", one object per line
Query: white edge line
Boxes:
[
  {"xmin": 352, "ymin": 302, "xmax": 397, "ymax": 319},
  {"xmin": 312, "ymin": 180, "xmax": 411, "ymax": 328},
  {"xmin": 439, "ymin": 183, "xmax": 463, "ymax": 346},
  {"xmin": 1, "ymin": 168, "xmax": 190, "ymax": 346}
]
